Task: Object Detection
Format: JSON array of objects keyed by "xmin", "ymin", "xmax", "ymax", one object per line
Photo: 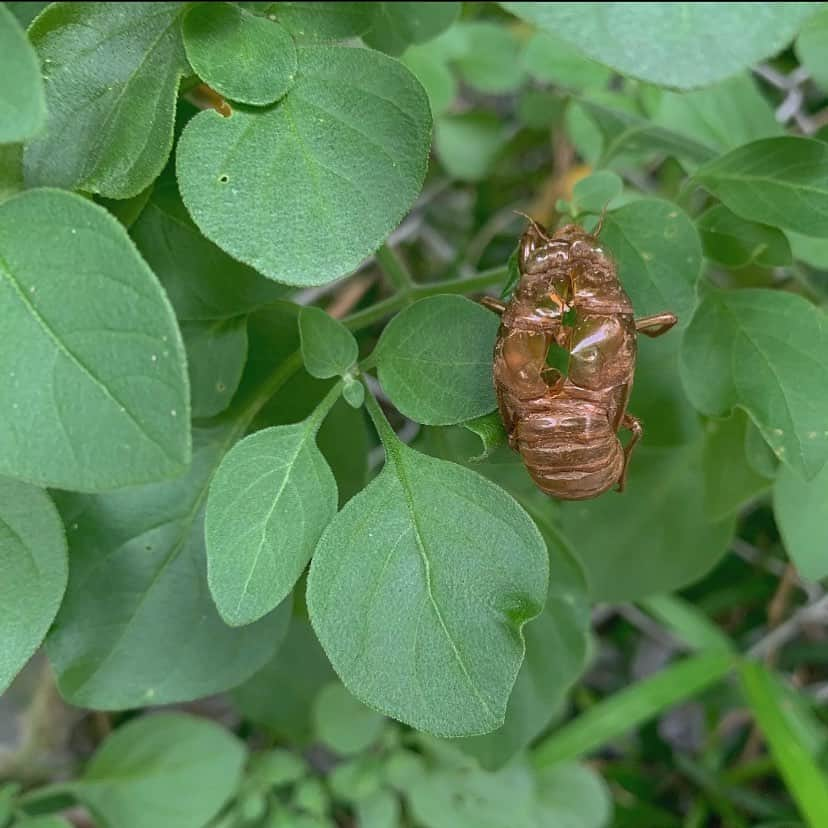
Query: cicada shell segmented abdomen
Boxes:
[{"xmin": 490, "ymin": 219, "xmax": 677, "ymax": 500}]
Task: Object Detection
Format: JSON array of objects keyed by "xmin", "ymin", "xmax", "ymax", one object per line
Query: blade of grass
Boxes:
[{"xmin": 639, "ymin": 594, "xmax": 734, "ymax": 654}]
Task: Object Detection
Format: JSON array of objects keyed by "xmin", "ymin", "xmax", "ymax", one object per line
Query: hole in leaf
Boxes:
[{"xmin": 218, "ymin": 174, "xmax": 229, "ymax": 184}]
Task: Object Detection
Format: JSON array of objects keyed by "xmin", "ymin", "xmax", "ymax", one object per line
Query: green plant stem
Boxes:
[
  {"xmin": 375, "ymin": 243, "xmax": 414, "ymax": 292},
  {"xmin": 362, "ymin": 381, "xmax": 399, "ymax": 451},
  {"xmin": 305, "ymin": 379, "xmax": 344, "ymax": 433}
]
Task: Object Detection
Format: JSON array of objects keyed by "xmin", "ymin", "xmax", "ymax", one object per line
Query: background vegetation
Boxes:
[{"xmin": 3, "ymin": 2, "xmax": 828, "ymax": 826}]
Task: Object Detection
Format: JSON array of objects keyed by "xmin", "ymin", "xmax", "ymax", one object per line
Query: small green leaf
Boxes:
[
  {"xmin": 0, "ymin": 478, "xmax": 67, "ymax": 694},
  {"xmin": 265, "ymin": 2, "xmax": 373, "ymax": 42},
  {"xmin": 0, "ymin": 189, "xmax": 190, "ymax": 491},
  {"xmin": 355, "ymin": 790, "xmax": 401, "ymax": 828},
  {"xmin": 362, "ymin": 3, "xmax": 460, "ymax": 56},
  {"xmin": 71, "ymin": 714, "xmax": 246, "ymax": 828},
  {"xmin": 652, "ymin": 74, "xmax": 781, "ymax": 154},
  {"xmin": 501, "ymin": 3, "xmax": 818, "ymax": 90},
  {"xmin": 796, "ymin": 8, "xmax": 828, "ymax": 92},
  {"xmin": 702, "ymin": 412, "xmax": 773, "ymax": 520},
  {"xmin": 434, "ymin": 112, "xmax": 510, "ymax": 181},
  {"xmin": 463, "ymin": 412, "xmax": 507, "ymax": 461},
  {"xmin": 182, "ymin": 317, "xmax": 248, "ymax": 419},
  {"xmin": 533, "ymin": 762, "xmax": 613, "ymax": 827},
  {"xmin": 299, "ymin": 306, "xmax": 359, "ymax": 379},
  {"xmin": 177, "ymin": 45, "xmax": 431, "ymax": 286},
  {"xmin": 562, "ymin": 443, "xmax": 734, "ymax": 601},
  {"xmin": 739, "ymin": 662, "xmax": 828, "ymax": 828},
  {"xmin": 206, "ymin": 404, "xmax": 339, "ymax": 626},
  {"xmin": 533, "ymin": 653, "xmax": 734, "ymax": 767},
  {"xmin": 601, "ymin": 199, "xmax": 702, "ymax": 322},
  {"xmin": 698, "ymin": 205, "xmax": 792, "ymax": 269},
  {"xmin": 376, "ymin": 295, "xmax": 499, "ymax": 426},
  {"xmin": 401, "ymin": 44, "xmax": 457, "ymax": 116},
  {"xmin": 694, "ymin": 137, "xmax": 828, "ymax": 238},
  {"xmin": 680, "ymin": 288, "xmax": 828, "ymax": 479},
  {"xmin": 313, "ymin": 682, "xmax": 387, "ymax": 755},
  {"xmin": 25, "ymin": 3, "xmax": 189, "ymax": 198},
  {"xmin": 247, "ymin": 749, "xmax": 308, "ymax": 790},
  {"xmin": 452, "ymin": 22, "xmax": 524, "ymax": 94},
  {"xmin": 307, "ymin": 394, "xmax": 548, "ymax": 737},
  {"xmin": 46, "ymin": 425, "xmax": 291, "ymax": 708},
  {"xmin": 342, "ymin": 375, "xmax": 365, "ymax": 409},
  {"xmin": 570, "ymin": 170, "xmax": 623, "ymax": 216},
  {"xmin": 293, "ymin": 778, "xmax": 329, "ymax": 818},
  {"xmin": 522, "ymin": 31, "xmax": 611, "ymax": 91},
  {"xmin": 183, "ymin": 3, "xmax": 297, "ymax": 105},
  {"xmin": 232, "ymin": 618, "xmax": 335, "ymax": 745},
  {"xmin": 0, "ymin": 4, "xmax": 46, "ymax": 143},
  {"xmin": 775, "ymin": 461, "xmax": 828, "ymax": 581},
  {"xmin": 131, "ymin": 181, "xmax": 288, "ymax": 321}
]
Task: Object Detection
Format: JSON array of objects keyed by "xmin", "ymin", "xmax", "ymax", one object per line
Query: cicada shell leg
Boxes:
[
  {"xmin": 480, "ymin": 297, "xmax": 507, "ymax": 315},
  {"xmin": 617, "ymin": 413, "xmax": 643, "ymax": 492},
  {"xmin": 635, "ymin": 313, "xmax": 678, "ymax": 338}
]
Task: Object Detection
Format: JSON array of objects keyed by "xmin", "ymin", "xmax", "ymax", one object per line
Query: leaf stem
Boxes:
[
  {"xmin": 375, "ymin": 243, "xmax": 414, "ymax": 292},
  {"xmin": 362, "ymin": 381, "xmax": 400, "ymax": 454},
  {"xmin": 305, "ymin": 379, "xmax": 344, "ymax": 433}
]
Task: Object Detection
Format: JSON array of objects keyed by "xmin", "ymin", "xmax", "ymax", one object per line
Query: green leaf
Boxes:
[
  {"xmin": 342, "ymin": 375, "xmax": 365, "ymax": 409},
  {"xmin": 247, "ymin": 749, "xmax": 308, "ymax": 790},
  {"xmin": 601, "ymin": 198, "xmax": 701, "ymax": 323},
  {"xmin": 652, "ymin": 74, "xmax": 782, "ymax": 154},
  {"xmin": 577, "ymin": 98, "xmax": 716, "ymax": 167},
  {"xmin": 313, "ymin": 682, "xmax": 387, "ymax": 755},
  {"xmin": 457, "ymin": 527, "xmax": 591, "ymax": 770},
  {"xmin": 177, "ymin": 45, "xmax": 431, "ymax": 286},
  {"xmin": 265, "ymin": 2, "xmax": 373, "ymax": 42},
  {"xmin": 355, "ymin": 790, "xmax": 401, "ymax": 828},
  {"xmin": 739, "ymin": 662, "xmax": 828, "ymax": 828},
  {"xmin": 130, "ymin": 180, "xmax": 288, "ymax": 321},
  {"xmin": 362, "ymin": 3, "xmax": 460, "ymax": 56},
  {"xmin": 0, "ymin": 189, "xmax": 190, "ymax": 491},
  {"xmin": 307, "ymin": 394, "xmax": 548, "ymax": 737},
  {"xmin": 533, "ymin": 762, "xmax": 613, "ymax": 828},
  {"xmin": 697, "ymin": 205, "xmax": 792, "ymax": 269},
  {"xmin": 451, "ymin": 22, "xmax": 524, "ymax": 94},
  {"xmin": 401, "ymin": 44, "xmax": 457, "ymax": 116},
  {"xmin": 25, "ymin": 3, "xmax": 189, "ymax": 198},
  {"xmin": 638, "ymin": 594, "xmax": 735, "ymax": 654},
  {"xmin": 206, "ymin": 402, "xmax": 339, "ymax": 627},
  {"xmin": 13, "ymin": 818, "xmax": 72, "ymax": 828},
  {"xmin": 788, "ymin": 230, "xmax": 828, "ymax": 270},
  {"xmin": 46, "ymin": 423, "xmax": 291, "ymax": 708},
  {"xmin": 702, "ymin": 412, "xmax": 773, "ymax": 520},
  {"xmin": 570, "ymin": 171, "xmax": 623, "ymax": 216},
  {"xmin": 775, "ymin": 461, "xmax": 828, "ymax": 581},
  {"xmin": 6, "ymin": 2, "xmax": 50, "ymax": 28},
  {"xmin": 376, "ymin": 295, "xmax": 499, "ymax": 426},
  {"xmin": 533, "ymin": 652, "xmax": 734, "ymax": 767},
  {"xmin": 299, "ymin": 306, "xmax": 359, "ymax": 379},
  {"xmin": 0, "ymin": 4, "xmax": 46, "ymax": 143},
  {"xmin": 796, "ymin": 8, "xmax": 828, "ymax": 92},
  {"xmin": 562, "ymin": 443, "xmax": 735, "ymax": 601},
  {"xmin": 71, "ymin": 713, "xmax": 246, "ymax": 828},
  {"xmin": 0, "ymin": 144, "xmax": 23, "ymax": 205},
  {"xmin": 434, "ymin": 112, "xmax": 510, "ymax": 181},
  {"xmin": 232, "ymin": 618, "xmax": 335, "ymax": 745},
  {"xmin": 182, "ymin": 317, "xmax": 248, "ymax": 419},
  {"xmin": 680, "ymin": 288, "xmax": 828, "ymax": 479},
  {"xmin": 522, "ymin": 31, "xmax": 611, "ymax": 91},
  {"xmin": 463, "ymin": 412, "xmax": 507, "ymax": 461},
  {"xmin": 0, "ymin": 478, "xmax": 67, "ymax": 694},
  {"xmin": 183, "ymin": 3, "xmax": 297, "ymax": 105},
  {"xmin": 501, "ymin": 3, "xmax": 818, "ymax": 90},
  {"xmin": 694, "ymin": 137, "xmax": 828, "ymax": 238}
]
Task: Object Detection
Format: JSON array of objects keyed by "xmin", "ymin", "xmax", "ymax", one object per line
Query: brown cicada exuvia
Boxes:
[{"xmin": 483, "ymin": 219, "xmax": 677, "ymax": 500}]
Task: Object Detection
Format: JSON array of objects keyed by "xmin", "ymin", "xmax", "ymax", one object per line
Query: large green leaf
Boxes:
[
  {"xmin": 651, "ymin": 74, "xmax": 782, "ymax": 154},
  {"xmin": 697, "ymin": 205, "xmax": 792, "ymax": 269},
  {"xmin": 362, "ymin": 3, "xmax": 460, "ymax": 56},
  {"xmin": 796, "ymin": 8, "xmax": 828, "ymax": 92},
  {"xmin": 694, "ymin": 137, "xmax": 828, "ymax": 238},
  {"xmin": 307, "ymin": 393, "xmax": 548, "ymax": 737},
  {"xmin": 183, "ymin": 3, "xmax": 297, "ymax": 105},
  {"xmin": 561, "ymin": 443, "xmax": 734, "ymax": 601},
  {"xmin": 500, "ymin": 3, "xmax": 818, "ymax": 89},
  {"xmin": 71, "ymin": 713, "xmax": 246, "ymax": 828},
  {"xmin": 376, "ymin": 295, "xmax": 499, "ymax": 425},
  {"xmin": 0, "ymin": 189, "xmax": 190, "ymax": 491},
  {"xmin": 680, "ymin": 288, "xmax": 828, "ymax": 479},
  {"xmin": 232, "ymin": 618, "xmax": 335, "ymax": 745},
  {"xmin": 0, "ymin": 478, "xmax": 67, "ymax": 694},
  {"xmin": 774, "ymin": 461, "xmax": 828, "ymax": 581},
  {"xmin": 177, "ymin": 45, "xmax": 431, "ymax": 286},
  {"xmin": 264, "ymin": 2, "xmax": 373, "ymax": 42},
  {"xmin": 0, "ymin": 3, "xmax": 46, "ymax": 143},
  {"xmin": 601, "ymin": 199, "xmax": 701, "ymax": 323},
  {"xmin": 130, "ymin": 180, "xmax": 288, "ymax": 321},
  {"xmin": 206, "ymin": 402, "xmax": 339, "ymax": 627},
  {"xmin": 45, "ymin": 423, "xmax": 291, "ymax": 709},
  {"xmin": 25, "ymin": 3, "xmax": 189, "ymax": 198}
]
